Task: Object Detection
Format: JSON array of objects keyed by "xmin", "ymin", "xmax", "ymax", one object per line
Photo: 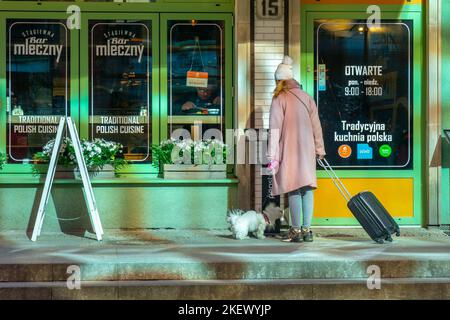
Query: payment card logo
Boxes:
[
  {"xmin": 357, "ymin": 144, "xmax": 373, "ymax": 160},
  {"xmin": 338, "ymin": 145, "xmax": 352, "ymax": 159}
]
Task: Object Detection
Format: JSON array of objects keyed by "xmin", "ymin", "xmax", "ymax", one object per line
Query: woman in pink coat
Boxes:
[{"xmin": 267, "ymin": 56, "xmax": 326, "ymax": 243}]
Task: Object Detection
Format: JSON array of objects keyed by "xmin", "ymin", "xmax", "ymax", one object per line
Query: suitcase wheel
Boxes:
[
  {"xmin": 385, "ymin": 236, "xmax": 393, "ymax": 242},
  {"xmin": 395, "ymin": 230, "xmax": 401, "ymax": 237},
  {"xmin": 375, "ymin": 239, "xmax": 384, "ymax": 244}
]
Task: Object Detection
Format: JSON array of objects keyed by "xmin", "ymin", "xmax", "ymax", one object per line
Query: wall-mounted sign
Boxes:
[
  {"xmin": 7, "ymin": 20, "xmax": 69, "ymax": 163},
  {"xmin": 186, "ymin": 71, "xmax": 209, "ymax": 88},
  {"xmin": 89, "ymin": 21, "xmax": 151, "ymax": 162},
  {"xmin": 315, "ymin": 20, "xmax": 413, "ymax": 169},
  {"xmin": 256, "ymin": 0, "xmax": 283, "ymax": 20},
  {"xmin": 318, "ymin": 64, "xmax": 326, "ymax": 91}
]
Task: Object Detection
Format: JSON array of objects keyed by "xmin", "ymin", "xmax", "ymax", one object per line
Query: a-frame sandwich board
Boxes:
[{"xmin": 31, "ymin": 117, "xmax": 103, "ymax": 241}]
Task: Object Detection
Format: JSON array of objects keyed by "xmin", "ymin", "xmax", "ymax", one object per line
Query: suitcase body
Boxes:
[
  {"xmin": 318, "ymin": 159, "xmax": 400, "ymax": 244},
  {"xmin": 348, "ymin": 191, "xmax": 401, "ymax": 244}
]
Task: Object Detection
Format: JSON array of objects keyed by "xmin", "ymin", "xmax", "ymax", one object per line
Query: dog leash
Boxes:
[{"xmin": 262, "ymin": 212, "xmax": 270, "ymax": 225}]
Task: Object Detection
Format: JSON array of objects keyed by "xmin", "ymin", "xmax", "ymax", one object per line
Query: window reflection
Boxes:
[
  {"xmin": 89, "ymin": 21, "xmax": 151, "ymax": 162},
  {"xmin": 6, "ymin": 20, "xmax": 69, "ymax": 163},
  {"xmin": 168, "ymin": 20, "xmax": 224, "ymax": 138}
]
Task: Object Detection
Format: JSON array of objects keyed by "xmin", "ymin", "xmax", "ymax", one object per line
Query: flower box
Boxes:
[
  {"xmin": 74, "ymin": 164, "xmax": 116, "ymax": 180},
  {"xmin": 54, "ymin": 165, "xmax": 77, "ymax": 179},
  {"xmin": 51, "ymin": 164, "xmax": 116, "ymax": 180},
  {"xmin": 152, "ymin": 138, "xmax": 229, "ymax": 179},
  {"xmin": 33, "ymin": 138, "xmax": 127, "ymax": 177},
  {"xmin": 163, "ymin": 164, "xmax": 226, "ymax": 180}
]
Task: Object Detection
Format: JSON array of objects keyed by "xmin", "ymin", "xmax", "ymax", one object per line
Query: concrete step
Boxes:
[
  {"xmin": 2, "ymin": 257, "xmax": 450, "ymax": 282},
  {"xmin": 1, "ymin": 279, "xmax": 450, "ymax": 300},
  {"xmin": 0, "ymin": 228, "xmax": 449, "ymax": 300}
]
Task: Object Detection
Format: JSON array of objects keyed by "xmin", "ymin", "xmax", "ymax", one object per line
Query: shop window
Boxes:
[
  {"xmin": 89, "ymin": 20, "xmax": 152, "ymax": 162},
  {"xmin": 168, "ymin": 20, "xmax": 225, "ymax": 140},
  {"xmin": 6, "ymin": 20, "xmax": 69, "ymax": 163},
  {"xmin": 315, "ymin": 20, "xmax": 413, "ymax": 169}
]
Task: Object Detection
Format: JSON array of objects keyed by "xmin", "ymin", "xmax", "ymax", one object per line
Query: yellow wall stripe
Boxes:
[{"xmin": 314, "ymin": 178, "xmax": 414, "ymax": 218}]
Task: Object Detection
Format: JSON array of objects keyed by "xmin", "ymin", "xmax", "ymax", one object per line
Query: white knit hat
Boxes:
[{"xmin": 274, "ymin": 55, "xmax": 294, "ymax": 81}]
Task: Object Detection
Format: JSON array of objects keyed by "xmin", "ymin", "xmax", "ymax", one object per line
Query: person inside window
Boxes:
[{"xmin": 180, "ymin": 81, "xmax": 221, "ymax": 115}]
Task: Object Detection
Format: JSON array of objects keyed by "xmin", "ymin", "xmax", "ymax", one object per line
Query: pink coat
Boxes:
[{"xmin": 267, "ymin": 79, "xmax": 326, "ymax": 196}]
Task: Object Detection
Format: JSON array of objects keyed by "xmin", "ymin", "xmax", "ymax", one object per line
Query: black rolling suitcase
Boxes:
[{"xmin": 318, "ymin": 158, "xmax": 400, "ymax": 244}]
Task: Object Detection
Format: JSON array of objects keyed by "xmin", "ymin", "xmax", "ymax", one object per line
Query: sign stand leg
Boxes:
[
  {"xmin": 31, "ymin": 117, "xmax": 104, "ymax": 242},
  {"xmin": 66, "ymin": 117, "xmax": 103, "ymax": 240},
  {"xmin": 31, "ymin": 117, "xmax": 66, "ymax": 242}
]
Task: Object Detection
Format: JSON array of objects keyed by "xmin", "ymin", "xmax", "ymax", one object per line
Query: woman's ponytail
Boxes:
[{"xmin": 273, "ymin": 80, "xmax": 286, "ymax": 97}]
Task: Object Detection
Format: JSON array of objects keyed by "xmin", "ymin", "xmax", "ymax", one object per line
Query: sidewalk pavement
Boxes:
[{"xmin": 0, "ymin": 227, "xmax": 449, "ymax": 299}]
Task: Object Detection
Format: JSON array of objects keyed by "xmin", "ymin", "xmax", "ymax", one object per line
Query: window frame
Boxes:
[
  {"xmin": 0, "ymin": 11, "xmax": 79, "ymax": 175},
  {"xmin": 80, "ymin": 12, "xmax": 160, "ymax": 174},
  {"xmin": 160, "ymin": 13, "xmax": 234, "ymax": 149},
  {"xmin": 0, "ymin": 9, "xmax": 234, "ymax": 178},
  {"xmin": 301, "ymin": 6, "xmax": 424, "ymax": 226}
]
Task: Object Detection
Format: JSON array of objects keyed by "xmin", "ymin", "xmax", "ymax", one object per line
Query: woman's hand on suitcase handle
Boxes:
[{"xmin": 316, "ymin": 154, "xmax": 325, "ymax": 160}]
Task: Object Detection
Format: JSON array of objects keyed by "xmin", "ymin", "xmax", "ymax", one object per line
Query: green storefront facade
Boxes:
[
  {"xmin": 441, "ymin": 0, "xmax": 450, "ymax": 226},
  {"xmin": 0, "ymin": 0, "xmax": 237, "ymax": 232},
  {"xmin": 0, "ymin": 0, "xmax": 448, "ymax": 232}
]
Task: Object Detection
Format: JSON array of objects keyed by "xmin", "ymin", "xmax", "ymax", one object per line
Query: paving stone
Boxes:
[
  {"xmin": 0, "ymin": 264, "xmax": 52, "ymax": 282},
  {"xmin": 442, "ymin": 284, "xmax": 450, "ymax": 299},
  {"xmin": 52, "ymin": 263, "xmax": 117, "ymax": 281},
  {"xmin": 312, "ymin": 282, "xmax": 446, "ymax": 300},
  {"xmin": 52, "ymin": 285, "xmax": 118, "ymax": 300},
  {"xmin": 118, "ymin": 282, "xmax": 313, "ymax": 300},
  {"xmin": 0, "ymin": 287, "xmax": 52, "ymax": 300}
]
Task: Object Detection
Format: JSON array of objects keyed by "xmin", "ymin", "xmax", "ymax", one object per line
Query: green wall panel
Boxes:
[
  {"xmin": 441, "ymin": 1, "xmax": 450, "ymax": 224},
  {"xmin": 0, "ymin": 184, "xmax": 237, "ymax": 231}
]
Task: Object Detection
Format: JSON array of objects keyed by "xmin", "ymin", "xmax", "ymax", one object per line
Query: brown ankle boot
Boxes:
[
  {"xmin": 301, "ymin": 227, "xmax": 314, "ymax": 242},
  {"xmin": 282, "ymin": 227, "xmax": 303, "ymax": 243}
]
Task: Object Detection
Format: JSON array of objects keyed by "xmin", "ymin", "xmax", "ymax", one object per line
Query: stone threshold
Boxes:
[{"xmin": 1, "ymin": 280, "xmax": 450, "ymax": 300}]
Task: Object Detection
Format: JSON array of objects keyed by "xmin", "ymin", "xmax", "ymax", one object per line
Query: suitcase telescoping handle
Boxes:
[{"xmin": 317, "ymin": 158, "xmax": 352, "ymax": 202}]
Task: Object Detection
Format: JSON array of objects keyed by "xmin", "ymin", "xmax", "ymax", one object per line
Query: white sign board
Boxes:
[{"xmin": 31, "ymin": 117, "xmax": 103, "ymax": 241}]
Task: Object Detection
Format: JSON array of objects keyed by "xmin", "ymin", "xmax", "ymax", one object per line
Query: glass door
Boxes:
[
  {"xmin": 80, "ymin": 13, "xmax": 159, "ymax": 173},
  {"xmin": 160, "ymin": 13, "xmax": 233, "ymax": 143},
  {"xmin": 0, "ymin": 12, "xmax": 78, "ymax": 172},
  {"xmin": 302, "ymin": 9, "xmax": 423, "ymax": 226}
]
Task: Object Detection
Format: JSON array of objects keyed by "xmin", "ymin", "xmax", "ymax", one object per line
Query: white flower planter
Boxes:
[
  {"xmin": 54, "ymin": 165, "xmax": 76, "ymax": 179},
  {"xmin": 163, "ymin": 164, "xmax": 226, "ymax": 180},
  {"xmin": 74, "ymin": 164, "xmax": 116, "ymax": 180},
  {"xmin": 45, "ymin": 164, "xmax": 115, "ymax": 180}
]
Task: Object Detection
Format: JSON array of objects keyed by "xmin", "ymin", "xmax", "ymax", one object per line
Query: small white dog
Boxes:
[
  {"xmin": 227, "ymin": 203, "xmax": 284, "ymax": 240},
  {"xmin": 227, "ymin": 209, "xmax": 267, "ymax": 240}
]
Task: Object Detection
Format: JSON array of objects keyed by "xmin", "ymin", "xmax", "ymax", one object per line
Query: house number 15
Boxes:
[{"xmin": 258, "ymin": 0, "xmax": 282, "ymax": 19}]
